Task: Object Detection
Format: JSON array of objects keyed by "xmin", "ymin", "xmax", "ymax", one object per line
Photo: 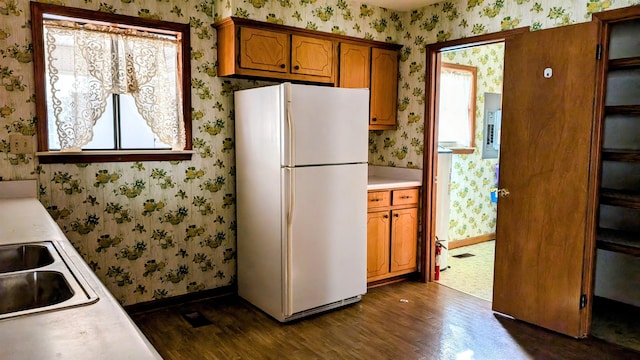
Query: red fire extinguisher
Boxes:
[{"xmin": 435, "ymin": 237, "xmax": 446, "ymax": 281}]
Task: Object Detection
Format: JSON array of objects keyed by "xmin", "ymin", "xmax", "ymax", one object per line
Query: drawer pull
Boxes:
[
  {"xmin": 400, "ymin": 195, "xmax": 412, "ymax": 199},
  {"xmin": 370, "ymin": 199, "xmax": 382, "ymax": 202}
]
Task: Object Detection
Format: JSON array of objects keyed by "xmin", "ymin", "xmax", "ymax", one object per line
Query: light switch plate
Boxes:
[{"xmin": 9, "ymin": 134, "xmax": 32, "ymax": 154}]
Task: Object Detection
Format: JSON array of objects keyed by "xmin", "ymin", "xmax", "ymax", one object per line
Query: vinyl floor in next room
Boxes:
[
  {"xmin": 436, "ymin": 240, "xmax": 495, "ymax": 301},
  {"xmin": 129, "ymin": 281, "xmax": 639, "ymax": 360}
]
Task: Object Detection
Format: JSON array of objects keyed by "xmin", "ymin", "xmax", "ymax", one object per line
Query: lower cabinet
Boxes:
[
  {"xmin": 367, "ymin": 187, "xmax": 419, "ymax": 283},
  {"xmin": 367, "ymin": 210, "xmax": 390, "ymax": 279}
]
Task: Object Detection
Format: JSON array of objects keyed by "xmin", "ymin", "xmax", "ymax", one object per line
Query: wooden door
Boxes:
[
  {"xmin": 493, "ymin": 22, "xmax": 598, "ymax": 338},
  {"xmin": 390, "ymin": 207, "xmax": 418, "ymax": 273},
  {"xmin": 370, "ymin": 48, "xmax": 398, "ymax": 128},
  {"xmin": 367, "ymin": 210, "xmax": 391, "ymax": 280},
  {"xmin": 239, "ymin": 27, "xmax": 289, "ymax": 73},
  {"xmin": 339, "ymin": 43, "xmax": 370, "ymax": 88},
  {"xmin": 291, "ymin": 35, "xmax": 333, "ymax": 78}
]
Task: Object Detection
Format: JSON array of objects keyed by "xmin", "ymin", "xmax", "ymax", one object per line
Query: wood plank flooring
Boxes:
[{"xmin": 130, "ymin": 281, "xmax": 640, "ymax": 359}]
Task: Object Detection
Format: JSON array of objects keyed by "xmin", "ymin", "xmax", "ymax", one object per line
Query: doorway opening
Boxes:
[
  {"xmin": 419, "ymin": 29, "xmax": 526, "ymax": 296},
  {"xmin": 431, "ymin": 43, "xmax": 504, "ymax": 302}
]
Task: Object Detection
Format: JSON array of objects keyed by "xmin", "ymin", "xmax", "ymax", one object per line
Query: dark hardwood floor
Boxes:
[{"xmin": 130, "ymin": 281, "xmax": 640, "ymax": 359}]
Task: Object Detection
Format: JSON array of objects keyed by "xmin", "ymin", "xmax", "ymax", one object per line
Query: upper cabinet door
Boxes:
[
  {"xmin": 291, "ymin": 35, "xmax": 333, "ymax": 78},
  {"xmin": 239, "ymin": 27, "xmax": 289, "ymax": 73},
  {"xmin": 370, "ymin": 48, "xmax": 398, "ymax": 129},
  {"xmin": 339, "ymin": 43, "xmax": 371, "ymax": 88},
  {"xmin": 493, "ymin": 21, "xmax": 599, "ymax": 338}
]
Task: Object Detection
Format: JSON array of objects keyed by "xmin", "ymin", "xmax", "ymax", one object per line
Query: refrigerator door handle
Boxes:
[
  {"xmin": 286, "ymin": 86, "xmax": 295, "ymax": 166},
  {"xmin": 285, "ymin": 167, "xmax": 294, "ymax": 316}
]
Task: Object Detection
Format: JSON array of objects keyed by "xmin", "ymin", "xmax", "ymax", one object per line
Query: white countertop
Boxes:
[
  {"xmin": 0, "ymin": 197, "xmax": 161, "ymax": 360},
  {"xmin": 367, "ymin": 176, "xmax": 422, "ymax": 190},
  {"xmin": 367, "ymin": 166, "xmax": 422, "ymax": 190}
]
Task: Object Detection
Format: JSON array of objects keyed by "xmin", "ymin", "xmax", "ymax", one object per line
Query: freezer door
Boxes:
[
  {"xmin": 283, "ymin": 84, "xmax": 369, "ymax": 166},
  {"xmin": 283, "ymin": 163, "xmax": 367, "ymax": 316}
]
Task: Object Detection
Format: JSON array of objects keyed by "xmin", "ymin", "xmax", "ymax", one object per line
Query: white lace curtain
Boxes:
[
  {"xmin": 44, "ymin": 20, "xmax": 185, "ymax": 151},
  {"xmin": 438, "ymin": 68, "xmax": 473, "ymax": 146}
]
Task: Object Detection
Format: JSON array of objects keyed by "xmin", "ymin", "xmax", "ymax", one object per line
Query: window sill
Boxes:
[
  {"xmin": 439, "ymin": 146, "xmax": 475, "ymax": 155},
  {"xmin": 36, "ymin": 150, "xmax": 194, "ymax": 164}
]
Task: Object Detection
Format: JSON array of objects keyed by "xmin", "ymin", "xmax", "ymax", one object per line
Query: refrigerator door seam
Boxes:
[{"xmin": 283, "ymin": 162, "xmax": 368, "ymax": 168}]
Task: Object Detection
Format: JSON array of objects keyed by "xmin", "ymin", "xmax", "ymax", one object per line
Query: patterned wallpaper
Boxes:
[
  {"xmin": 441, "ymin": 44, "xmax": 503, "ymax": 241},
  {"xmin": 1, "ymin": 0, "xmax": 639, "ymax": 305}
]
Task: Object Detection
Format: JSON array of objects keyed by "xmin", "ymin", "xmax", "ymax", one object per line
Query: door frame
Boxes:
[{"xmin": 419, "ymin": 27, "xmax": 528, "ymax": 283}]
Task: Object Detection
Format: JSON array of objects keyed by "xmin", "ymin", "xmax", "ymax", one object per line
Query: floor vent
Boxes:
[
  {"xmin": 181, "ymin": 310, "xmax": 212, "ymax": 328},
  {"xmin": 452, "ymin": 253, "xmax": 475, "ymax": 258}
]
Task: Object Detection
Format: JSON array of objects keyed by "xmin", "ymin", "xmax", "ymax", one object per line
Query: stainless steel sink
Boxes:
[
  {"xmin": 0, "ymin": 244, "xmax": 55, "ymax": 273},
  {"xmin": 0, "ymin": 271, "xmax": 73, "ymax": 315},
  {"xmin": 0, "ymin": 241, "xmax": 98, "ymax": 320}
]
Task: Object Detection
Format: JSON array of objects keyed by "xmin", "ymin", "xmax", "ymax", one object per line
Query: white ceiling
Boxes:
[{"xmin": 359, "ymin": 0, "xmax": 440, "ymax": 12}]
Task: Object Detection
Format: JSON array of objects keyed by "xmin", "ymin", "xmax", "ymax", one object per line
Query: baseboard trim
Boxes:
[
  {"xmin": 124, "ymin": 285, "xmax": 236, "ymax": 315},
  {"xmin": 367, "ymin": 272, "xmax": 418, "ymax": 289},
  {"xmin": 449, "ymin": 233, "xmax": 495, "ymax": 249}
]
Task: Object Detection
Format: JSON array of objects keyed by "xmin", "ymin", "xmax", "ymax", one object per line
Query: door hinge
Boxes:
[
  {"xmin": 596, "ymin": 44, "xmax": 602, "ymax": 60},
  {"xmin": 580, "ymin": 294, "xmax": 588, "ymax": 309}
]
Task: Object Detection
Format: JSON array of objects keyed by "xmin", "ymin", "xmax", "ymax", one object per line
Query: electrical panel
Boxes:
[{"xmin": 482, "ymin": 92, "xmax": 502, "ymax": 159}]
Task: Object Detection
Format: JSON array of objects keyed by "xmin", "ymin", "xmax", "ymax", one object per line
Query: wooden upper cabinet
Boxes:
[
  {"xmin": 239, "ymin": 27, "xmax": 289, "ymax": 73},
  {"xmin": 370, "ymin": 48, "xmax": 399, "ymax": 130},
  {"xmin": 339, "ymin": 43, "xmax": 371, "ymax": 88},
  {"xmin": 213, "ymin": 17, "xmax": 336, "ymax": 83},
  {"xmin": 213, "ymin": 17, "xmax": 401, "ymax": 96},
  {"xmin": 291, "ymin": 35, "xmax": 333, "ymax": 78}
]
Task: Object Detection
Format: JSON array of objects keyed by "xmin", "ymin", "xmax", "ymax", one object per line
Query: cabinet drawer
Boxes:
[
  {"xmin": 392, "ymin": 188, "xmax": 419, "ymax": 206},
  {"xmin": 368, "ymin": 191, "xmax": 390, "ymax": 208}
]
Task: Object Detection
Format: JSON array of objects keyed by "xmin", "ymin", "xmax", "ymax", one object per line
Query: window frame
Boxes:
[
  {"xmin": 437, "ymin": 62, "xmax": 477, "ymax": 154},
  {"xmin": 31, "ymin": 2, "xmax": 192, "ymax": 164}
]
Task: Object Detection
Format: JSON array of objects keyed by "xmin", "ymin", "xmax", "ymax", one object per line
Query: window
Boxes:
[
  {"xmin": 437, "ymin": 62, "xmax": 477, "ymax": 152},
  {"xmin": 31, "ymin": 2, "xmax": 192, "ymax": 163}
]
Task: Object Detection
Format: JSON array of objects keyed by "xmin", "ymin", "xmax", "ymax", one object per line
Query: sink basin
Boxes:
[
  {"xmin": 0, "ymin": 244, "xmax": 55, "ymax": 273},
  {"xmin": 0, "ymin": 271, "xmax": 73, "ymax": 315},
  {"xmin": 0, "ymin": 241, "xmax": 98, "ymax": 320}
]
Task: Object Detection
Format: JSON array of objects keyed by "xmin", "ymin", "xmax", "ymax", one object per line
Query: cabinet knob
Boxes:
[
  {"xmin": 294, "ymin": 65, "xmax": 300, "ymax": 70},
  {"xmin": 372, "ymin": 117, "xmax": 377, "ymax": 122},
  {"xmin": 394, "ymin": 214, "xmax": 399, "ymax": 218},
  {"xmin": 280, "ymin": 64, "xmax": 286, "ymax": 69},
  {"xmin": 383, "ymin": 214, "xmax": 389, "ymax": 219}
]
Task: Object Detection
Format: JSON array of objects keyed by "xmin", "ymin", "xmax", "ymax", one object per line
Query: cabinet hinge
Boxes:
[
  {"xmin": 596, "ymin": 44, "xmax": 602, "ymax": 60},
  {"xmin": 580, "ymin": 294, "xmax": 588, "ymax": 309}
]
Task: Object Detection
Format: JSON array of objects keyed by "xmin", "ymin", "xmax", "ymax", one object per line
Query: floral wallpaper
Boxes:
[
  {"xmin": 1, "ymin": 0, "xmax": 244, "ymax": 306},
  {"xmin": 441, "ymin": 44, "xmax": 503, "ymax": 241},
  {"xmin": 1, "ymin": 0, "xmax": 639, "ymax": 305}
]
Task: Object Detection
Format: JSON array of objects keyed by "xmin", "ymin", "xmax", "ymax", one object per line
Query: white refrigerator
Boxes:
[{"xmin": 234, "ymin": 83, "xmax": 369, "ymax": 322}]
